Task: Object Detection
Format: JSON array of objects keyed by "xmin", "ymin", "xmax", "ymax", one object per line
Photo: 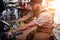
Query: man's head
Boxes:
[
  {"xmin": 28, "ymin": 0, "xmax": 42, "ymax": 11},
  {"xmin": 27, "ymin": 0, "xmax": 43, "ymax": 17}
]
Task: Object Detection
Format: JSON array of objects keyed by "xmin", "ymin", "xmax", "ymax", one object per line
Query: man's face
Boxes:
[
  {"xmin": 31, "ymin": 3, "xmax": 41, "ymax": 10},
  {"xmin": 28, "ymin": 3, "xmax": 36, "ymax": 10},
  {"xmin": 28, "ymin": 3, "xmax": 41, "ymax": 12}
]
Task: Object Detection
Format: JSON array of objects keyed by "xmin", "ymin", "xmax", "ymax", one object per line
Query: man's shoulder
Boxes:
[{"xmin": 39, "ymin": 9, "xmax": 52, "ymax": 17}]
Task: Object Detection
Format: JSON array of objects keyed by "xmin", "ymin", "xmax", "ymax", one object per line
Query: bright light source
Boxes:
[{"xmin": 52, "ymin": 0, "xmax": 60, "ymax": 24}]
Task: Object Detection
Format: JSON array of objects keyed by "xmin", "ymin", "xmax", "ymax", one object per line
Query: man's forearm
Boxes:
[
  {"xmin": 14, "ymin": 21, "xmax": 37, "ymax": 32},
  {"xmin": 17, "ymin": 16, "xmax": 29, "ymax": 22},
  {"xmin": 17, "ymin": 14, "xmax": 31, "ymax": 22}
]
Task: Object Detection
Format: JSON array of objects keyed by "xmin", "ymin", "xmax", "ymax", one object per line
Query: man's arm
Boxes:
[
  {"xmin": 11, "ymin": 13, "xmax": 32, "ymax": 23},
  {"xmin": 14, "ymin": 21, "xmax": 37, "ymax": 32},
  {"xmin": 16, "ymin": 7, "xmax": 32, "ymax": 22},
  {"xmin": 17, "ymin": 13, "xmax": 32, "ymax": 22}
]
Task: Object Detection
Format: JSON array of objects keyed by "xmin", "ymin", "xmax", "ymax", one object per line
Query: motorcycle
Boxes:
[{"xmin": 0, "ymin": 19, "xmax": 23, "ymax": 40}]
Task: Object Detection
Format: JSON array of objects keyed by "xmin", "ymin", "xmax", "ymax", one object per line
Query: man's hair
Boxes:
[
  {"xmin": 0, "ymin": 0, "xmax": 5, "ymax": 13},
  {"xmin": 30, "ymin": 0, "xmax": 42, "ymax": 4}
]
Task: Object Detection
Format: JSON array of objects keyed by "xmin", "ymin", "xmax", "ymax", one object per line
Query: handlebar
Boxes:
[{"xmin": 0, "ymin": 19, "xmax": 10, "ymax": 26}]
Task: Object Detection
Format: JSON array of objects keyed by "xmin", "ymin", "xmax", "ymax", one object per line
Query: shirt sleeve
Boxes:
[{"xmin": 33, "ymin": 12, "xmax": 51, "ymax": 26}]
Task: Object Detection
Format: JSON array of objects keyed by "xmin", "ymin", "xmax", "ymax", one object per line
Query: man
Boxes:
[{"xmin": 9, "ymin": 0, "xmax": 54, "ymax": 40}]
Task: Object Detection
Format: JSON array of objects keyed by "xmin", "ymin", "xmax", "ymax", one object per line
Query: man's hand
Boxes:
[
  {"xmin": 7, "ymin": 32, "xmax": 12, "ymax": 38},
  {"xmin": 11, "ymin": 20, "xmax": 19, "ymax": 23}
]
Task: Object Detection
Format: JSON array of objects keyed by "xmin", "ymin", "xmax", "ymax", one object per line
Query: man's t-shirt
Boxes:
[{"xmin": 33, "ymin": 9, "xmax": 54, "ymax": 34}]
